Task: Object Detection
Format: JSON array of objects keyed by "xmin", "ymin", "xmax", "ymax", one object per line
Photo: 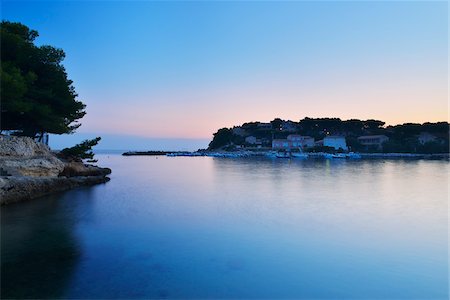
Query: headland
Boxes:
[{"xmin": 0, "ymin": 135, "xmax": 111, "ymax": 205}]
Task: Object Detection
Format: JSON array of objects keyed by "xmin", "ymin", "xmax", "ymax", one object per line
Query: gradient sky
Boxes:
[{"xmin": 2, "ymin": 1, "xmax": 448, "ymax": 149}]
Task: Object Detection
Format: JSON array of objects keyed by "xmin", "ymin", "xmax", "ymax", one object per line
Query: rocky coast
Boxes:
[{"xmin": 0, "ymin": 135, "xmax": 111, "ymax": 205}]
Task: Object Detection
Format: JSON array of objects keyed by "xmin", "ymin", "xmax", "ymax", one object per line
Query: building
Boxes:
[
  {"xmin": 272, "ymin": 139, "xmax": 290, "ymax": 149},
  {"xmin": 357, "ymin": 135, "xmax": 389, "ymax": 150},
  {"xmin": 317, "ymin": 136, "xmax": 348, "ymax": 151},
  {"xmin": 287, "ymin": 135, "xmax": 314, "ymax": 148},
  {"xmin": 417, "ymin": 132, "xmax": 436, "ymax": 145},
  {"xmin": 272, "ymin": 136, "xmax": 315, "ymax": 150}
]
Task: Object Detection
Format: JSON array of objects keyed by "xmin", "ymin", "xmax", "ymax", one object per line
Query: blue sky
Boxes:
[{"xmin": 2, "ymin": 1, "xmax": 448, "ymax": 150}]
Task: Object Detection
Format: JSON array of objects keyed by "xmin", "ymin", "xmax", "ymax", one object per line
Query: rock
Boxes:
[
  {"xmin": 0, "ymin": 156, "xmax": 65, "ymax": 177},
  {"xmin": 0, "ymin": 135, "xmax": 64, "ymax": 177},
  {"xmin": 0, "ymin": 135, "xmax": 111, "ymax": 204},
  {"xmin": 0, "ymin": 135, "xmax": 51, "ymax": 157},
  {"xmin": 59, "ymin": 162, "xmax": 112, "ymax": 177}
]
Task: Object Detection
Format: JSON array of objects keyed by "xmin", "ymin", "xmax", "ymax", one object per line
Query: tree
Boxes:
[
  {"xmin": 362, "ymin": 119, "xmax": 385, "ymax": 133},
  {"xmin": 1, "ymin": 21, "xmax": 86, "ymax": 138},
  {"xmin": 270, "ymin": 118, "xmax": 283, "ymax": 131},
  {"xmin": 208, "ymin": 128, "xmax": 234, "ymax": 150},
  {"xmin": 59, "ymin": 137, "xmax": 101, "ymax": 161}
]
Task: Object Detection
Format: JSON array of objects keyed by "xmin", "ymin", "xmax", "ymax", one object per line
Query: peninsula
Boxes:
[{"xmin": 207, "ymin": 118, "xmax": 449, "ymax": 154}]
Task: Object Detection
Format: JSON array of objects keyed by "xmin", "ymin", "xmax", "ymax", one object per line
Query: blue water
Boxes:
[{"xmin": 1, "ymin": 155, "xmax": 448, "ymax": 299}]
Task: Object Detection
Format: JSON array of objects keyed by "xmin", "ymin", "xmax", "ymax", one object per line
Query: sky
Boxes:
[{"xmin": 2, "ymin": 1, "xmax": 448, "ymax": 150}]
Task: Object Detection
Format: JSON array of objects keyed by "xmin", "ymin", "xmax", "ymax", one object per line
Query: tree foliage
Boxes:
[
  {"xmin": 208, "ymin": 128, "xmax": 235, "ymax": 150},
  {"xmin": 270, "ymin": 118, "xmax": 283, "ymax": 130},
  {"xmin": 59, "ymin": 137, "xmax": 101, "ymax": 161},
  {"xmin": 1, "ymin": 21, "xmax": 86, "ymax": 137}
]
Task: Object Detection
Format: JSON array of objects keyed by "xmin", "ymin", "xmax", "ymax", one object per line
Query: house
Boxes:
[
  {"xmin": 357, "ymin": 135, "xmax": 389, "ymax": 150},
  {"xmin": 287, "ymin": 135, "xmax": 314, "ymax": 148},
  {"xmin": 417, "ymin": 132, "xmax": 437, "ymax": 145},
  {"xmin": 272, "ymin": 139, "xmax": 290, "ymax": 149},
  {"xmin": 245, "ymin": 136, "xmax": 264, "ymax": 148},
  {"xmin": 315, "ymin": 140, "xmax": 324, "ymax": 147},
  {"xmin": 272, "ymin": 136, "xmax": 314, "ymax": 150},
  {"xmin": 317, "ymin": 136, "xmax": 348, "ymax": 151}
]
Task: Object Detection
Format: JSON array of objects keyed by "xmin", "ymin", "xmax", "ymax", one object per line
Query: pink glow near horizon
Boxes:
[{"xmin": 80, "ymin": 75, "xmax": 448, "ymax": 139}]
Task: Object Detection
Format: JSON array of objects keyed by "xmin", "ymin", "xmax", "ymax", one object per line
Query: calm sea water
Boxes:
[{"xmin": 1, "ymin": 155, "xmax": 448, "ymax": 299}]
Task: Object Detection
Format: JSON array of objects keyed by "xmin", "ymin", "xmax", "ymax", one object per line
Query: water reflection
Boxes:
[
  {"xmin": 1, "ymin": 156, "xmax": 448, "ymax": 299},
  {"xmin": 1, "ymin": 186, "xmax": 103, "ymax": 299},
  {"xmin": 2, "ymin": 194, "xmax": 78, "ymax": 298}
]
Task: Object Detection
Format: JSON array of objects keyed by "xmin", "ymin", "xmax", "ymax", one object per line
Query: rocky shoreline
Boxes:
[{"xmin": 0, "ymin": 135, "xmax": 111, "ymax": 205}]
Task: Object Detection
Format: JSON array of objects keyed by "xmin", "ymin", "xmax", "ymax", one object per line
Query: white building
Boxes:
[
  {"xmin": 287, "ymin": 135, "xmax": 314, "ymax": 148},
  {"xmin": 318, "ymin": 136, "xmax": 348, "ymax": 151},
  {"xmin": 272, "ymin": 139, "xmax": 290, "ymax": 149},
  {"xmin": 272, "ymin": 136, "xmax": 314, "ymax": 150},
  {"xmin": 357, "ymin": 135, "xmax": 389, "ymax": 150}
]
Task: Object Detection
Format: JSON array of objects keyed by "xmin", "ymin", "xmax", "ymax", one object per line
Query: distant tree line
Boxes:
[{"xmin": 208, "ymin": 118, "xmax": 449, "ymax": 154}]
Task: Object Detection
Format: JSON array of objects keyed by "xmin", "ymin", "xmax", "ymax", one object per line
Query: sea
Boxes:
[{"xmin": 1, "ymin": 154, "xmax": 448, "ymax": 299}]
